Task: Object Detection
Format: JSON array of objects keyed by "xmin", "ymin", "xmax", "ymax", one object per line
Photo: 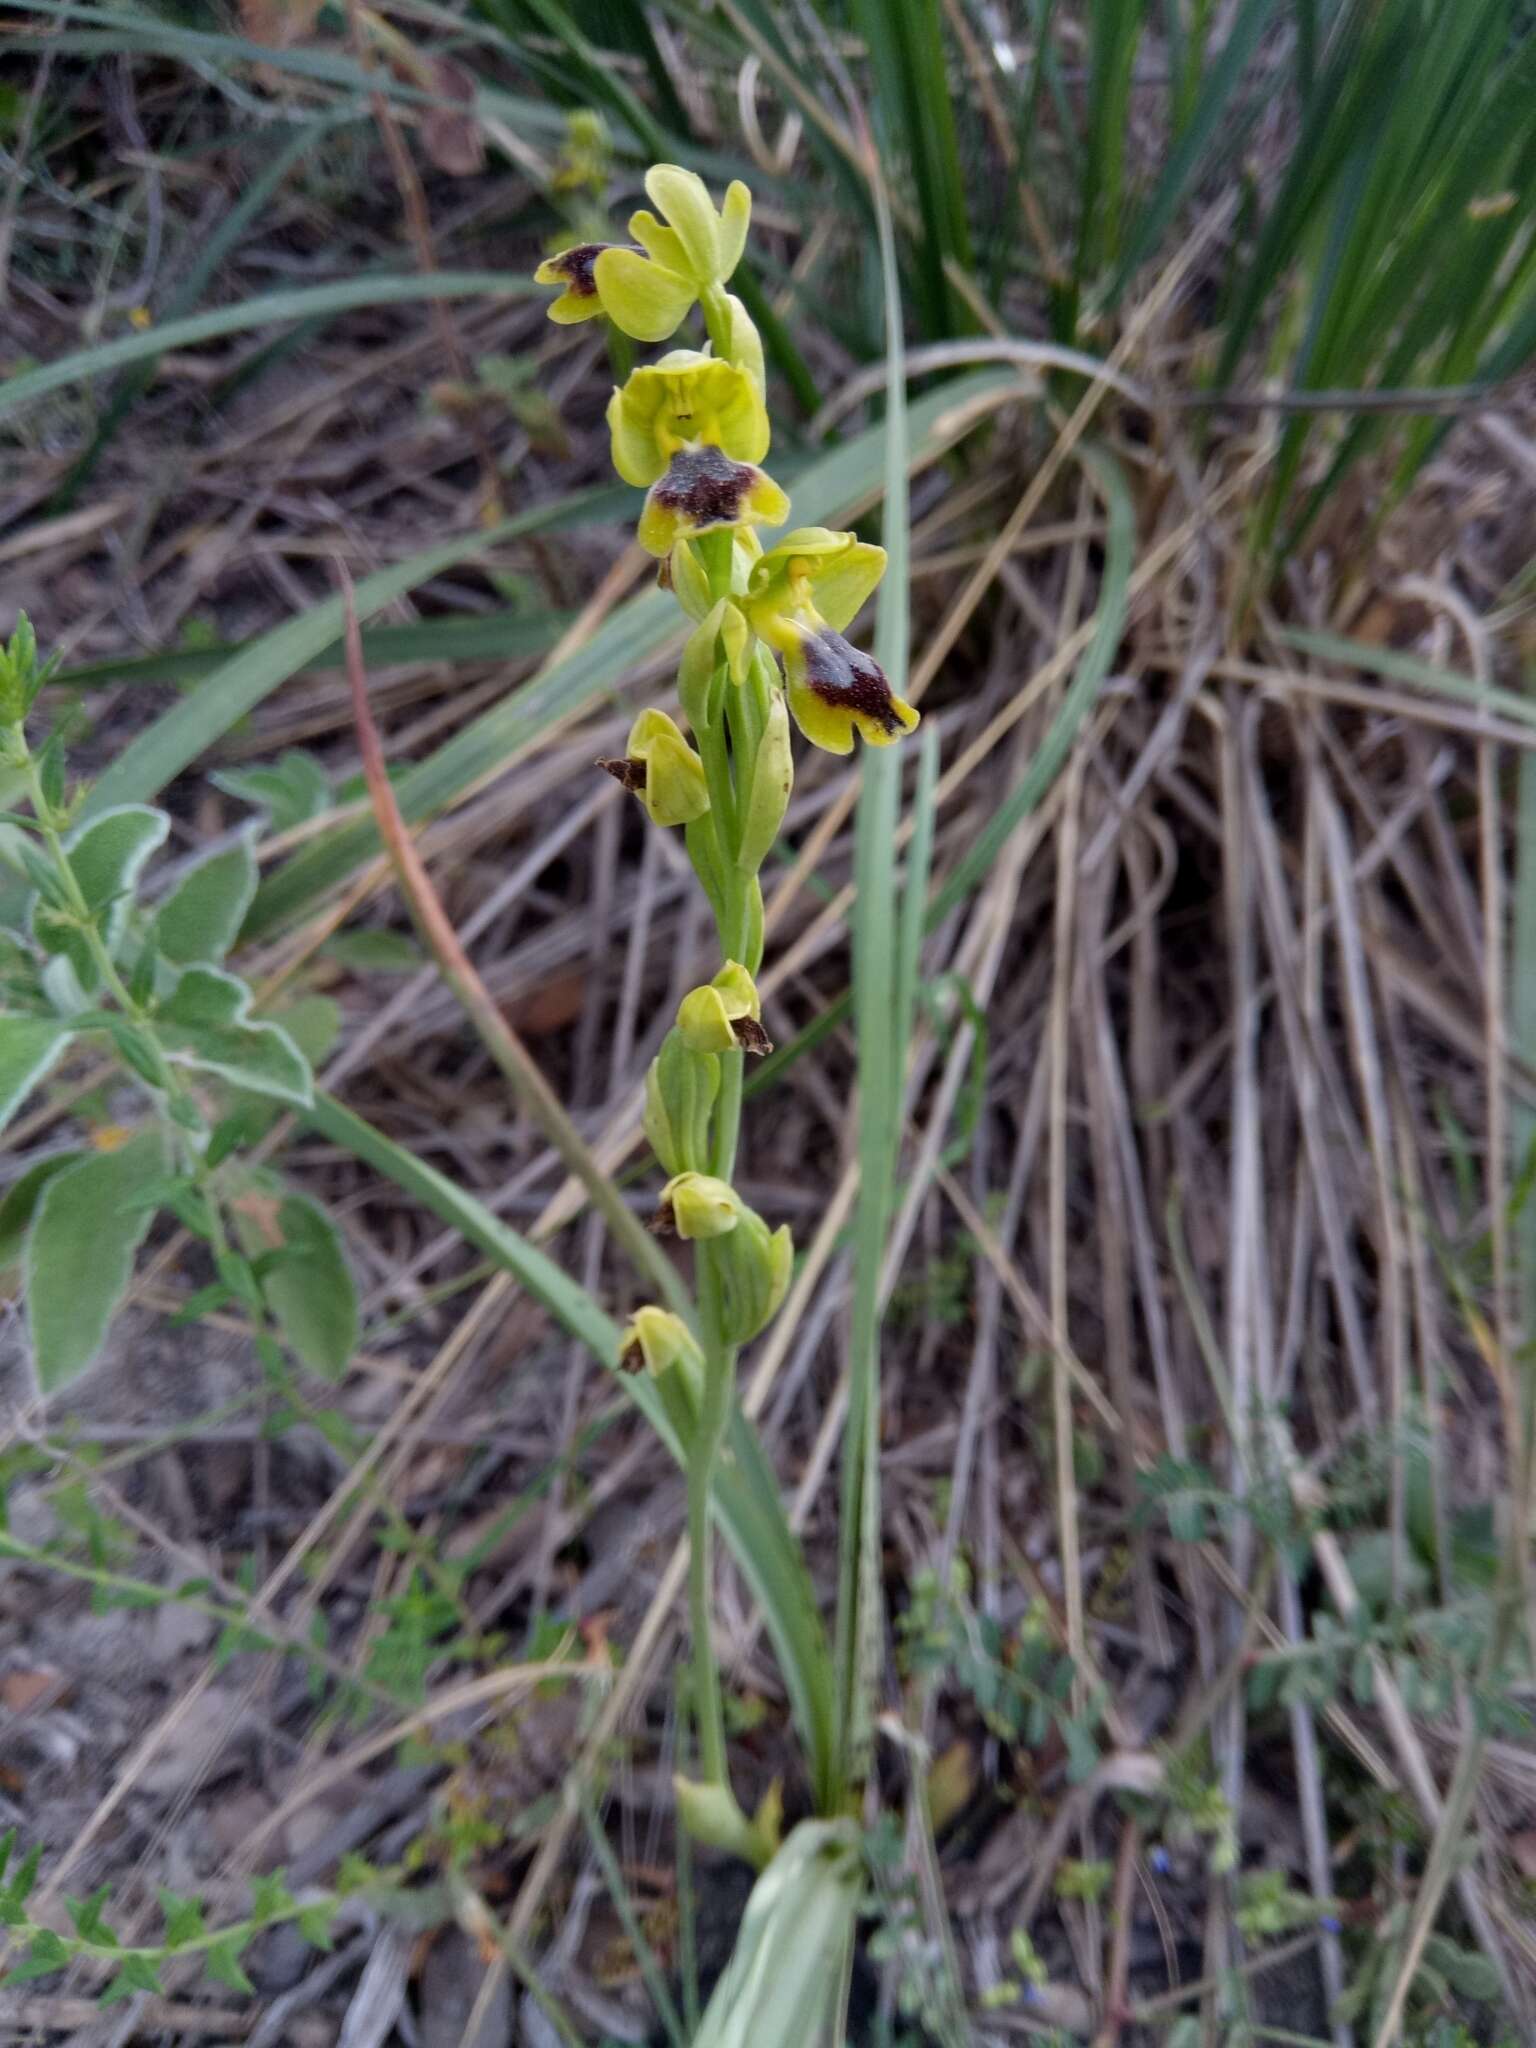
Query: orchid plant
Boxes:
[{"xmin": 537, "ymin": 165, "xmax": 919, "ymax": 1866}]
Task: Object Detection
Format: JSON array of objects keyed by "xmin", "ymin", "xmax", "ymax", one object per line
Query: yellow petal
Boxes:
[
  {"xmin": 805, "ymin": 539, "xmax": 886, "ymax": 633},
  {"xmin": 592, "ymin": 245, "xmax": 696, "ymax": 343},
  {"xmin": 644, "ymin": 163, "xmax": 720, "ymax": 280},
  {"xmin": 607, "ymin": 382, "xmax": 665, "ymax": 488},
  {"xmin": 723, "ymin": 291, "xmax": 765, "ymax": 391},
  {"xmin": 718, "ymin": 181, "xmax": 752, "ymax": 280},
  {"xmin": 628, "ymin": 207, "xmax": 691, "ymax": 274}
]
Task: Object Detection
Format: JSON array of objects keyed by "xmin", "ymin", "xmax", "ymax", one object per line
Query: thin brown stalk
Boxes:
[{"xmin": 335, "ymin": 560, "xmax": 690, "ymax": 1318}]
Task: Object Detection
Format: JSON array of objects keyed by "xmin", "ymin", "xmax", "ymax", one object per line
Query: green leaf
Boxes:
[
  {"xmin": 296, "ymin": 1902, "xmax": 335, "ymax": 1949},
  {"xmin": 202, "ymin": 1934, "xmax": 255, "ymax": 1994},
  {"xmin": 9, "ymin": 1927, "xmax": 70, "ymax": 1981},
  {"xmin": 29, "ymin": 805, "xmax": 169, "ymax": 989},
  {"xmin": 322, "ymin": 928, "xmax": 422, "ymax": 974},
  {"xmin": 65, "ymin": 1883, "xmax": 119, "ymax": 1946},
  {"xmin": 692, "ymin": 1823, "xmax": 862, "ymax": 2048},
  {"xmin": 0, "ymin": 1152, "xmax": 83, "ymax": 1270},
  {"xmin": 150, "ymin": 835, "xmax": 258, "ymax": 966},
  {"xmin": 234, "ymin": 1190, "xmax": 357, "ymax": 1380},
  {"xmin": 213, "ymin": 752, "xmax": 331, "ymax": 833},
  {"xmin": 25, "ymin": 1132, "xmax": 163, "ymax": 1394},
  {"xmin": 100, "ymin": 1954, "xmax": 162, "ymax": 2003},
  {"xmin": 0, "ymin": 1014, "xmax": 72, "ymax": 1136},
  {"xmin": 157, "ymin": 967, "xmax": 312, "ymax": 1106},
  {"xmin": 249, "ymin": 1871, "xmax": 296, "ymax": 1925}
]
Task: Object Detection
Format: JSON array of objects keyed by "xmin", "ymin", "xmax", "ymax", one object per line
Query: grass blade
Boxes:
[
  {"xmin": 0, "ymin": 272, "xmax": 532, "ymax": 423},
  {"xmin": 835, "ymin": 137, "xmax": 908, "ymax": 1784}
]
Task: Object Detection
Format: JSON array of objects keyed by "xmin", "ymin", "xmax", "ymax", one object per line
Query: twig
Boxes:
[{"xmin": 336, "ymin": 558, "xmax": 692, "ymax": 1320}]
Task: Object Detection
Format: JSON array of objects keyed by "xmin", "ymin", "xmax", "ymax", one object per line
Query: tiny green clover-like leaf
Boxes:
[
  {"xmin": 157, "ymin": 966, "xmax": 312, "ymax": 1106},
  {"xmin": 28, "ymin": 805, "xmax": 169, "ymax": 990},
  {"xmin": 249, "ymin": 1871, "xmax": 296, "ymax": 1925},
  {"xmin": 150, "ymin": 834, "xmax": 258, "ymax": 967},
  {"xmin": 8, "ymin": 1926, "xmax": 71, "ymax": 1982},
  {"xmin": 158, "ymin": 1886, "xmax": 208, "ymax": 1949},
  {"xmin": 0, "ymin": 1013, "xmax": 73, "ymax": 1140},
  {"xmin": 26, "ymin": 1132, "xmax": 164, "ymax": 1395},
  {"xmin": 202, "ymin": 1934, "xmax": 255, "ymax": 1995},
  {"xmin": 65, "ymin": 1882, "xmax": 120, "ymax": 1947}
]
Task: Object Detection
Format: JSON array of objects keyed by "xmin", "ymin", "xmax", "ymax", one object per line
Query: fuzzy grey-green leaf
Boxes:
[
  {"xmin": 26, "ymin": 1132, "xmax": 163, "ymax": 1393},
  {"xmin": 0, "ymin": 1152, "xmax": 82, "ymax": 1269},
  {"xmin": 0, "ymin": 1014, "xmax": 73, "ymax": 1136},
  {"xmin": 151, "ymin": 837, "xmax": 258, "ymax": 966},
  {"xmin": 158, "ymin": 966, "xmax": 312, "ymax": 1106},
  {"xmin": 29, "ymin": 805, "xmax": 168, "ymax": 988}
]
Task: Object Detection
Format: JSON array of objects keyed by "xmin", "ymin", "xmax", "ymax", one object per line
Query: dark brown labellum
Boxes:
[
  {"xmin": 652, "ymin": 444, "xmax": 756, "ymax": 529},
  {"xmin": 802, "ymin": 627, "xmax": 905, "ymax": 737},
  {"xmin": 597, "ymin": 755, "xmax": 646, "ymax": 793},
  {"xmin": 547, "ymin": 242, "xmax": 607, "ymax": 298},
  {"xmin": 732, "ymin": 1017, "xmax": 772, "ymax": 1056},
  {"xmin": 649, "ymin": 1196, "xmax": 678, "ymax": 1236},
  {"xmin": 618, "ymin": 1336, "xmax": 645, "ymax": 1373}
]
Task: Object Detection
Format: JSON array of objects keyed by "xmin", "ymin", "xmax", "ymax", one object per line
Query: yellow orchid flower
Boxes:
[
  {"xmin": 744, "ymin": 529, "xmax": 919, "ymax": 754},
  {"xmin": 608, "ymin": 351, "xmax": 786, "ymax": 557},
  {"xmin": 536, "ymin": 166, "xmax": 752, "ymax": 344}
]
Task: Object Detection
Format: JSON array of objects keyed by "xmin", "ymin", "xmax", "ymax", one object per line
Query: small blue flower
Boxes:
[
  {"xmin": 1149, "ymin": 1845, "xmax": 1172, "ymax": 1874},
  {"xmin": 1320, "ymin": 1914, "xmax": 1342, "ymax": 1934}
]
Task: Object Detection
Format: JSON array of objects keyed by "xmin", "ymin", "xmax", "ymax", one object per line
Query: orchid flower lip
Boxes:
[
  {"xmin": 596, "ymin": 754, "xmax": 646, "ymax": 794},
  {"xmin": 539, "ymin": 242, "xmax": 607, "ymax": 298},
  {"xmin": 801, "ymin": 627, "xmax": 909, "ymax": 738},
  {"xmin": 654, "ymin": 445, "xmax": 759, "ymax": 525}
]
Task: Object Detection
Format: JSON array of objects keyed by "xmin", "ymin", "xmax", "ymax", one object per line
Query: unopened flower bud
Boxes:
[
  {"xmin": 678, "ymin": 598, "xmax": 751, "ymax": 731},
  {"xmin": 668, "ymin": 539, "xmax": 714, "ymax": 622},
  {"xmin": 618, "ymin": 1306, "xmax": 705, "ymax": 1398},
  {"xmin": 736, "ymin": 687, "xmax": 792, "ymax": 875},
  {"xmin": 643, "ymin": 1027, "xmax": 719, "ymax": 1175},
  {"xmin": 677, "ymin": 960, "xmax": 769, "ymax": 1056},
  {"xmin": 715, "ymin": 1209, "xmax": 793, "ymax": 1344},
  {"xmin": 598, "ymin": 708, "xmax": 709, "ymax": 828},
  {"xmin": 654, "ymin": 1171, "xmax": 743, "ymax": 1240}
]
